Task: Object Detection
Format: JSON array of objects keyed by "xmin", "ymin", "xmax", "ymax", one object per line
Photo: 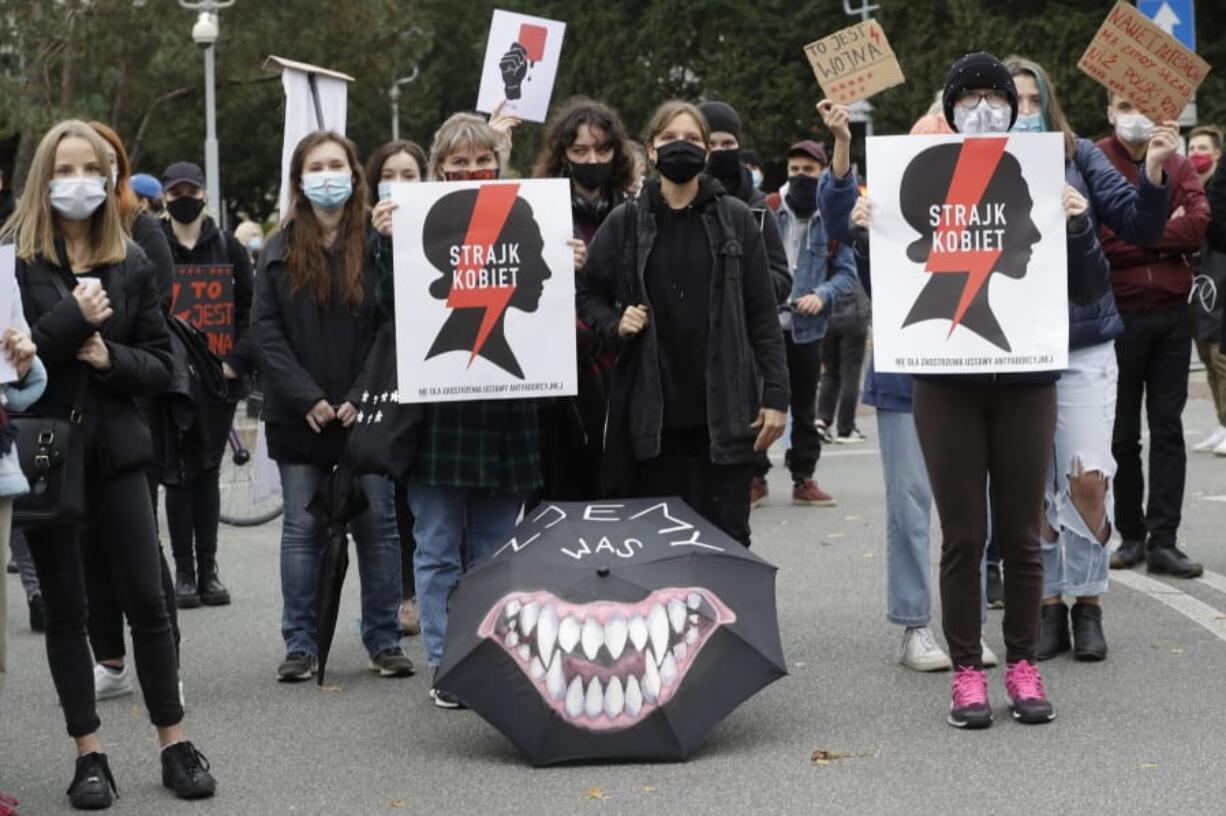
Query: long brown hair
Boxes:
[
  {"xmin": 285, "ymin": 131, "xmax": 368, "ymax": 311},
  {"xmin": 1003, "ymin": 56, "xmax": 1077, "ymax": 160},
  {"xmin": 531, "ymin": 96, "xmax": 634, "ymax": 192},
  {"xmin": 0, "ymin": 120, "xmax": 127, "ymax": 267},
  {"xmin": 88, "ymin": 121, "xmax": 140, "ymax": 231},
  {"xmin": 364, "ymin": 140, "xmax": 427, "ymax": 206}
]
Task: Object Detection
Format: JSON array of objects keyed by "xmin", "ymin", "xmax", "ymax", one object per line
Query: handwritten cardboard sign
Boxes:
[
  {"xmin": 804, "ymin": 19, "xmax": 905, "ymax": 105},
  {"xmin": 1078, "ymin": 1, "xmax": 1211, "ymax": 123},
  {"xmin": 171, "ymin": 264, "xmax": 235, "ymax": 358}
]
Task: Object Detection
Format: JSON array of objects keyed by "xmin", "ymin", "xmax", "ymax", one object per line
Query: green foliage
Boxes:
[{"xmin": 1, "ymin": 0, "xmax": 1222, "ymax": 219}]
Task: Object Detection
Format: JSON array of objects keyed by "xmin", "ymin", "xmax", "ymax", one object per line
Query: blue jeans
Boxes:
[
  {"xmin": 407, "ymin": 483, "xmax": 523, "ymax": 668},
  {"xmin": 278, "ymin": 463, "xmax": 402, "ymax": 659},
  {"xmin": 878, "ymin": 410, "xmax": 989, "ymax": 627}
]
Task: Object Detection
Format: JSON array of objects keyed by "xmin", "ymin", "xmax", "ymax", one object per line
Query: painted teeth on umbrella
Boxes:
[
  {"xmin": 628, "ymin": 615, "xmax": 649, "ymax": 652},
  {"xmin": 687, "ymin": 592, "xmax": 701, "ymax": 610},
  {"xmin": 584, "ymin": 677, "xmax": 604, "ymax": 719},
  {"xmin": 558, "ymin": 615, "xmax": 581, "ymax": 653},
  {"xmin": 520, "ymin": 601, "xmax": 540, "ymax": 636},
  {"xmin": 517, "ymin": 644, "xmax": 531, "ymax": 662},
  {"xmin": 642, "ymin": 651, "xmax": 661, "ymax": 702},
  {"xmin": 624, "ymin": 675, "xmax": 643, "ymax": 716},
  {"xmin": 581, "ymin": 617, "xmax": 603, "ymax": 661},
  {"xmin": 660, "ymin": 651, "xmax": 678, "ymax": 686},
  {"xmin": 546, "ymin": 652, "xmax": 565, "ymax": 700},
  {"xmin": 673, "ymin": 642, "xmax": 688, "ymax": 663},
  {"xmin": 648, "ymin": 604, "xmax": 669, "ymax": 662},
  {"xmin": 605, "ymin": 616, "xmax": 628, "ymax": 661},
  {"xmin": 506, "ymin": 599, "xmax": 522, "ymax": 617},
  {"xmin": 689, "ymin": 613, "xmax": 699, "ymax": 626},
  {"xmin": 506, "ymin": 631, "xmax": 519, "ymax": 648},
  {"xmin": 536, "ymin": 604, "xmax": 558, "ymax": 662},
  {"xmin": 686, "ymin": 627, "xmax": 698, "ymax": 645},
  {"xmin": 565, "ymin": 675, "xmax": 585, "ymax": 717},
  {"xmin": 530, "ymin": 655, "xmax": 546, "ymax": 680},
  {"xmin": 668, "ymin": 599, "xmax": 687, "ymax": 634},
  {"xmin": 604, "ymin": 675, "xmax": 625, "ymax": 719}
]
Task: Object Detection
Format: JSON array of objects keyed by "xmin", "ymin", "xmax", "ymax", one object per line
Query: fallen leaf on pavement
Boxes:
[
  {"xmin": 1170, "ymin": 647, "xmax": 1184, "ymax": 654},
  {"xmin": 584, "ymin": 787, "xmax": 607, "ymax": 801},
  {"xmin": 390, "ymin": 800, "xmax": 407, "ymax": 809},
  {"xmin": 1138, "ymin": 763, "xmax": 1159, "ymax": 770},
  {"xmin": 863, "ymin": 553, "xmax": 875, "ymax": 559},
  {"xmin": 811, "ymin": 748, "xmax": 875, "ymax": 765},
  {"xmin": 642, "ymin": 786, "xmax": 657, "ymax": 794},
  {"xmin": 844, "ymin": 515, "xmax": 860, "ymax": 521},
  {"xmin": 827, "ymin": 533, "xmax": 844, "ymax": 540},
  {"xmin": 317, "ymin": 684, "xmax": 344, "ymax": 693}
]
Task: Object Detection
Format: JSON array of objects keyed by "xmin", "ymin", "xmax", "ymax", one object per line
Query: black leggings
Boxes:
[
  {"xmin": 28, "ymin": 468, "xmax": 184, "ymax": 737},
  {"xmin": 166, "ymin": 467, "xmax": 222, "ymax": 569}
]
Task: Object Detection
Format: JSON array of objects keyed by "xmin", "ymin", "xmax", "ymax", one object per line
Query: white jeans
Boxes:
[{"xmin": 1041, "ymin": 342, "xmax": 1118, "ymax": 598}]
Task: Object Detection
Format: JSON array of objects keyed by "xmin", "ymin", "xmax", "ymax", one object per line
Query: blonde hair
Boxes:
[
  {"xmin": 1, "ymin": 120, "xmax": 127, "ymax": 267},
  {"xmin": 427, "ymin": 113, "xmax": 504, "ymax": 180}
]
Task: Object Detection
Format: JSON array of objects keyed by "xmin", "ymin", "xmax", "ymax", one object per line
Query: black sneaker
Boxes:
[
  {"xmin": 174, "ymin": 569, "xmax": 201, "ymax": 609},
  {"xmin": 276, "ymin": 651, "xmax": 316, "ymax": 683},
  {"xmin": 985, "ymin": 564, "xmax": 1004, "ymax": 609},
  {"xmin": 160, "ymin": 742, "xmax": 216, "ymax": 800},
  {"xmin": 429, "ymin": 686, "xmax": 465, "ymax": 709},
  {"xmin": 1071, "ymin": 602, "xmax": 1107, "ymax": 661},
  {"xmin": 67, "ymin": 751, "xmax": 117, "ymax": 810},
  {"xmin": 1147, "ymin": 545, "xmax": 1204, "ymax": 579},
  {"xmin": 1109, "ymin": 538, "xmax": 1145, "ymax": 569},
  {"xmin": 1037, "ymin": 602, "xmax": 1071, "ymax": 661},
  {"xmin": 29, "ymin": 593, "xmax": 46, "ymax": 633},
  {"xmin": 197, "ymin": 565, "xmax": 231, "ymax": 607},
  {"xmin": 368, "ymin": 647, "xmax": 415, "ymax": 677},
  {"xmin": 5, "ymin": 558, "xmax": 15, "ymax": 574}
]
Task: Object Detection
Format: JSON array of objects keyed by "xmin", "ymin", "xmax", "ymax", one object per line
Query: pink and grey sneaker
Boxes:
[
  {"xmin": 948, "ymin": 666, "xmax": 992, "ymax": 729},
  {"xmin": 1005, "ymin": 660, "xmax": 1055, "ymax": 724}
]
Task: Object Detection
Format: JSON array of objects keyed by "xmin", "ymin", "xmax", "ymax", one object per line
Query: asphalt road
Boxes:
[{"xmin": 3, "ymin": 388, "xmax": 1226, "ymax": 815}]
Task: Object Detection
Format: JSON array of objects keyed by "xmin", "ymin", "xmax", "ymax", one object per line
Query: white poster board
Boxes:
[
  {"xmin": 0, "ymin": 244, "xmax": 16, "ymax": 383},
  {"xmin": 866, "ymin": 132, "xmax": 1068, "ymax": 374},
  {"xmin": 391, "ymin": 178, "xmax": 577, "ymax": 402},
  {"xmin": 476, "ymin": 10, "xmax": 566, "ymax": 124}
]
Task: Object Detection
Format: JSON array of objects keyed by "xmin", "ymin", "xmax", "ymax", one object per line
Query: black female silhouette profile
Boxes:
[
  {"xmin": 899, "ymin": 138, "xmax": 1041, "ymax": 352},
  {"xmin": 424, "ymin": 185, "xmax": 552, "ymax": 379}
]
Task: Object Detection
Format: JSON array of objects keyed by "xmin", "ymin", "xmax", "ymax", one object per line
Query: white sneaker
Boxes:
[
  {"xmin": 94, "ymin": 663, "xmax": 134, "ymax": 700},
  {"xmin": 899, "ymin": 627, "xmax": 953, "ymax": 672},
  {"xmin": 981, "ymin": 640, "xmax": 999, "ymax": 668},
  {"xmin": 1194, "ymin": 426, "xmax": 1226, "ymax": 452},
  {"xmin": 836, "ymin": 428, "xmax": 869, "ymax": 445},
  {"xmin": 1214, "ymin": 437, "xmax": 1226, "ymax": 457}
]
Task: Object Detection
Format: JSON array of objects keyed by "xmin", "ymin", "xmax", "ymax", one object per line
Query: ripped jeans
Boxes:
[{"xmin": 1041, "ymin": 342, "xmax": 1118, "ymax": 599}]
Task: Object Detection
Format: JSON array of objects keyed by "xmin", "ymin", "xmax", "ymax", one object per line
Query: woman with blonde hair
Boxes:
[{"xmin": 1, "ymin": 119, "xmax": 216, "ymax": 808}]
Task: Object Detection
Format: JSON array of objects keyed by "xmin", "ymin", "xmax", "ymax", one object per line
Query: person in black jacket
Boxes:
[
  {"xmin": 577, "ymin": 100, "xmax": 789, "ymax": 547},
  {"xmin": 159, "ymin": 161, "xmax": 255, "ymax": 609},
  {"xmin": 1, "ymin": 120, "xmax": 215, "ymax": 809},
  {"xmin": 254, "ymin": 130, "xmax": 412, "ymax": 683}
]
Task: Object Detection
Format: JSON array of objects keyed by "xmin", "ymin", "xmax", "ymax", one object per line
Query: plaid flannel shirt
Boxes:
[{"xmin": 411, "ymin": 399, "xmax": 542, "ymax": 494}]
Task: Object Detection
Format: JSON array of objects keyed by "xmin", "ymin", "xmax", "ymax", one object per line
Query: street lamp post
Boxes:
[
  {"xmin": 180, "ymin": 0, "xmax": 235, "ymax": 225},
  {"xmin": 389, "ymin": 65, "xmax": 419, "ymax": 142}
]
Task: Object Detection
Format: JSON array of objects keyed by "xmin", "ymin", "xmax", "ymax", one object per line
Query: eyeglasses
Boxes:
[{"xmin": 956, "ymin": 90, "xmax": 1010, "ymax": 110}]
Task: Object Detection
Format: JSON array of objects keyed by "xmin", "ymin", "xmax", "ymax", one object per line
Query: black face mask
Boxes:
[
  {"xmin": 167, "ymin": 196, "xmax": 206, "ymax": 225},
  {"xmin": 569, "ymin": 160, "xmax": 613, "ymax": 193},
  {"xmin": 785, "ymin": 175, "xmax": 819, "ymax": 218},
  {"xmin": 654, "ymin": 141, "xmax": 707, "ymax": 184},
  {"xmin": 706, "ymin": 148, "xmax": 742, "ymax": 184}
]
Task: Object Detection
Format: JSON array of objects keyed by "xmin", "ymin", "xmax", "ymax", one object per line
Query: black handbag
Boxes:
[
  {"xmin": 12, "ymin": 269, "xmax": 90, "ymax": 528},
  {"xmin": 348, "ymin": 322, "xmax": 423, "ymax": 480}
]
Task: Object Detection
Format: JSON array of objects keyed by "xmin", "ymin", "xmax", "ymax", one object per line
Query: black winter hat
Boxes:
[
  {"xmin": 941, "ymin": 51, "xmax": 1018, "ymax": 131},
  {"xmin": 698, "ymin": 101, "xmax": 742, "ymax": 141}
]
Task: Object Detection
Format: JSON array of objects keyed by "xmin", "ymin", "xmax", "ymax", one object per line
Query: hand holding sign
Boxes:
[{"xmin": 1, "ymin": 328, "xmax": 35, "ymax": 381}]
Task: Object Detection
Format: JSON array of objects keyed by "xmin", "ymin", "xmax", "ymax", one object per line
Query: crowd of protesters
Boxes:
[{"xmin": 0, "ymin": 41, "xmax": 1224, "ymax": 811}]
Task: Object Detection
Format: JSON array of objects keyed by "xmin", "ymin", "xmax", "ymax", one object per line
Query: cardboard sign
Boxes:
[
  {"xmin": 476, "ymin": 10, "xmax": 567, "ymax": 123},
  {"xmin": 390, "ymin": 178, "xmax": 577, "ymax": 403},
  {"xmin": 171, "ymin": 264, "xmax": 236, "ymax": 358},
  {"xmin": 804, "ymin": 19, "xmax": 905, "ymax": 104},
  {"xmin": 865, "ymin": 133, "xmax": 1069, "ymax": 374},
  {"xmin": 1077, "ymin": 1, "xmax": 1211, "ymax": 123},
  {"xmin": 0, "ymin": 244, "xmax": 16, "ymax": 383}
]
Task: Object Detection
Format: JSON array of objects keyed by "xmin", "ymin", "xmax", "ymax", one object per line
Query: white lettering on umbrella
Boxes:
[
  {"xmin": 493, "ymin": 505, "xmax": 568, "ymax": 558},
  {"xmin": 669, "ymin": 529, "xmax": 724, "ymax": 552},
  {"xmin": 628, "ymin": 501, "xmax": 691, "ymax": 534},
  {"xmin": 584, "ymin": 504, "xmax": 625, "ymax": 521}
]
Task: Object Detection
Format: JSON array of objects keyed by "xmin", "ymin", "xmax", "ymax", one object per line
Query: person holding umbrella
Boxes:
[
  {"xmin": 254, "ymin": 130, "xmax": 412, "ymax": 684},
  {"xmin": 576, "ymin": 100, "xmax": 789, "ymax": 547}
]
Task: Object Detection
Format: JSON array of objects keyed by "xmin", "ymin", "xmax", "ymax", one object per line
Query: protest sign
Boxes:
[
  {"xmin": 1077, "ymin": 1, "xmax": 1211, "ymax": 123},
  {"xmin": 476, "ymin": 10, "xmax": 566, "ymax": 123},
  {"xmin": 0, "ymin": 244, "xmax": 16, "ymax": 382},
  {"xmin": 172, "ymin": 264, "xmax": 236, "ymax": 358},
  {"xmin": 804, "ymin": 19, "xmax": 904, "ymax": 104},
  {"xmin": 390, "ymin": 178, "xmax": 577, "ymax": 403},
  {"xmin": 866, "ymin": 133, "xmax": 1068, "ymax": 374}
]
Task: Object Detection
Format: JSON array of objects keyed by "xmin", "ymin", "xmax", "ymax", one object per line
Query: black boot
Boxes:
[
  {"xmin": 174, "ymin": 563, "xmax": 201, "ymax": 609},
  {"xmin": 197, "ymin": 560, "xmax": 231, "ymax": 607},
  {"xmin": 1037, "ymin": 602, "xmax": 1071, "ymax": 660},
  {"xmin": 67, "ymin": 751, "xmax": 118, "ymax": 810},
  {"xmin": 1110, "ymin": 538, "xmax": 1145, "ymax": 569},
  {"xmin": 29, "ymin": 593, "xmax": 46, "ymax": 633},
  {"xmin": 1071, "ymin": 602, "xmax": 1107, "ymax": 661},
  {"xmin": 161, "ymin": 741, "xmax": 216, "ymax": 800}
]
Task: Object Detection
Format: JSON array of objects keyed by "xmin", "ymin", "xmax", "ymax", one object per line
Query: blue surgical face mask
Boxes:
[
  {"xmin": 1011, "ymin": 113, "xmax": 1045, "ymax": 133},
  {"xmin": 377, "ymin": 181, "xmax": 393, "ymax": 202},
  {"xmin": 249, "ymin": 237, "xmax": 264, "ymax": 252},
  {"xmin": 49, "ymin": 176, "xmax": 108, "ymax": 221},
  {"xmin": 302, "ymin": 171, "xmax": 353, "ymax": 211},
  {"xmin": 750, "ymin": 169, "xmax": 763, "ymax": 190}
]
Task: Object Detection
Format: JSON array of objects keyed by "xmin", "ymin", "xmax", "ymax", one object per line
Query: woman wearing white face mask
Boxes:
[
  {"xmin": 253, "ymin": 131, "xmax": 412, "ymax": 684},
  {"xmin": 0, "ymin": 119, "xmax": 216, "ymax": 808}
]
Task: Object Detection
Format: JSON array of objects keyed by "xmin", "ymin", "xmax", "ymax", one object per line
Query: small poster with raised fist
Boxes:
[{"xmin": 476, "ymin": 9, "xmax": 566, "ymax": 124}]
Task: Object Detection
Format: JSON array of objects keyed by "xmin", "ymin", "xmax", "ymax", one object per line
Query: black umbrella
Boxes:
[
  {"xmin": 434, "ymin": 497, "xmax": 786, "ymax": 765},
  {"xmin": 307, "ymin": 457, "xmax": 369, "ymax": 685}
]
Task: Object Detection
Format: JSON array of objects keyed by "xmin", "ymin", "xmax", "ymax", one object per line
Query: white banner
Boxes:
[
  {"xmin": 476, "ymin": 9, "xmax": 567, "ymax": 123},
  {"xmin": 866, "ymin": 132, "xmax": 1069, "ymax": 374},
  {"xmin": 391, "ymin": 178, "xmax": 577, "ymax": 403}
]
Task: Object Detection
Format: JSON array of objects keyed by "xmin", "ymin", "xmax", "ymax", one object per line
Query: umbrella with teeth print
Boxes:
[{"xmin": 433, "ymin": 497, "xmax": 786, "ymax": 765}]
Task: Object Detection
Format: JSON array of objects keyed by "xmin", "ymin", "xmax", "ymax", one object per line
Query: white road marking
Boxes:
[
  {"xmin": 1112, "ymin": 570, "xmax": 1226, "ymax": 643},
  {"xmin": 1195, "ymin": 571, "xmax": 1226, "ymax": 597}
]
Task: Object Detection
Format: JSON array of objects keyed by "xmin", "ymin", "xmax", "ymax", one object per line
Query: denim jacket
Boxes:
[{"xmin": 776, "ymin": 191, "xmax": 857, "ymax": 345}]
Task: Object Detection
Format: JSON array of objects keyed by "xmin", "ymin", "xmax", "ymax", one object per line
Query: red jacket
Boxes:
[{"xmin": 1097, "ymin": 135, "xmax": 1210, "ymax": 314}]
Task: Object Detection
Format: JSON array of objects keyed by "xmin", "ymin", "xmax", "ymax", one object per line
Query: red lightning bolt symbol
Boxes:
[
  {"xmin": 869, "ymin": 24, "xmax": 881, "ymax": 45},
  {"xmin": 924, "ymin": 138, "xmax": 1007, "ymax": 336},
  {"xmin": 446, "ymin": 183, "xmax": 520, "ymax": 367}
]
